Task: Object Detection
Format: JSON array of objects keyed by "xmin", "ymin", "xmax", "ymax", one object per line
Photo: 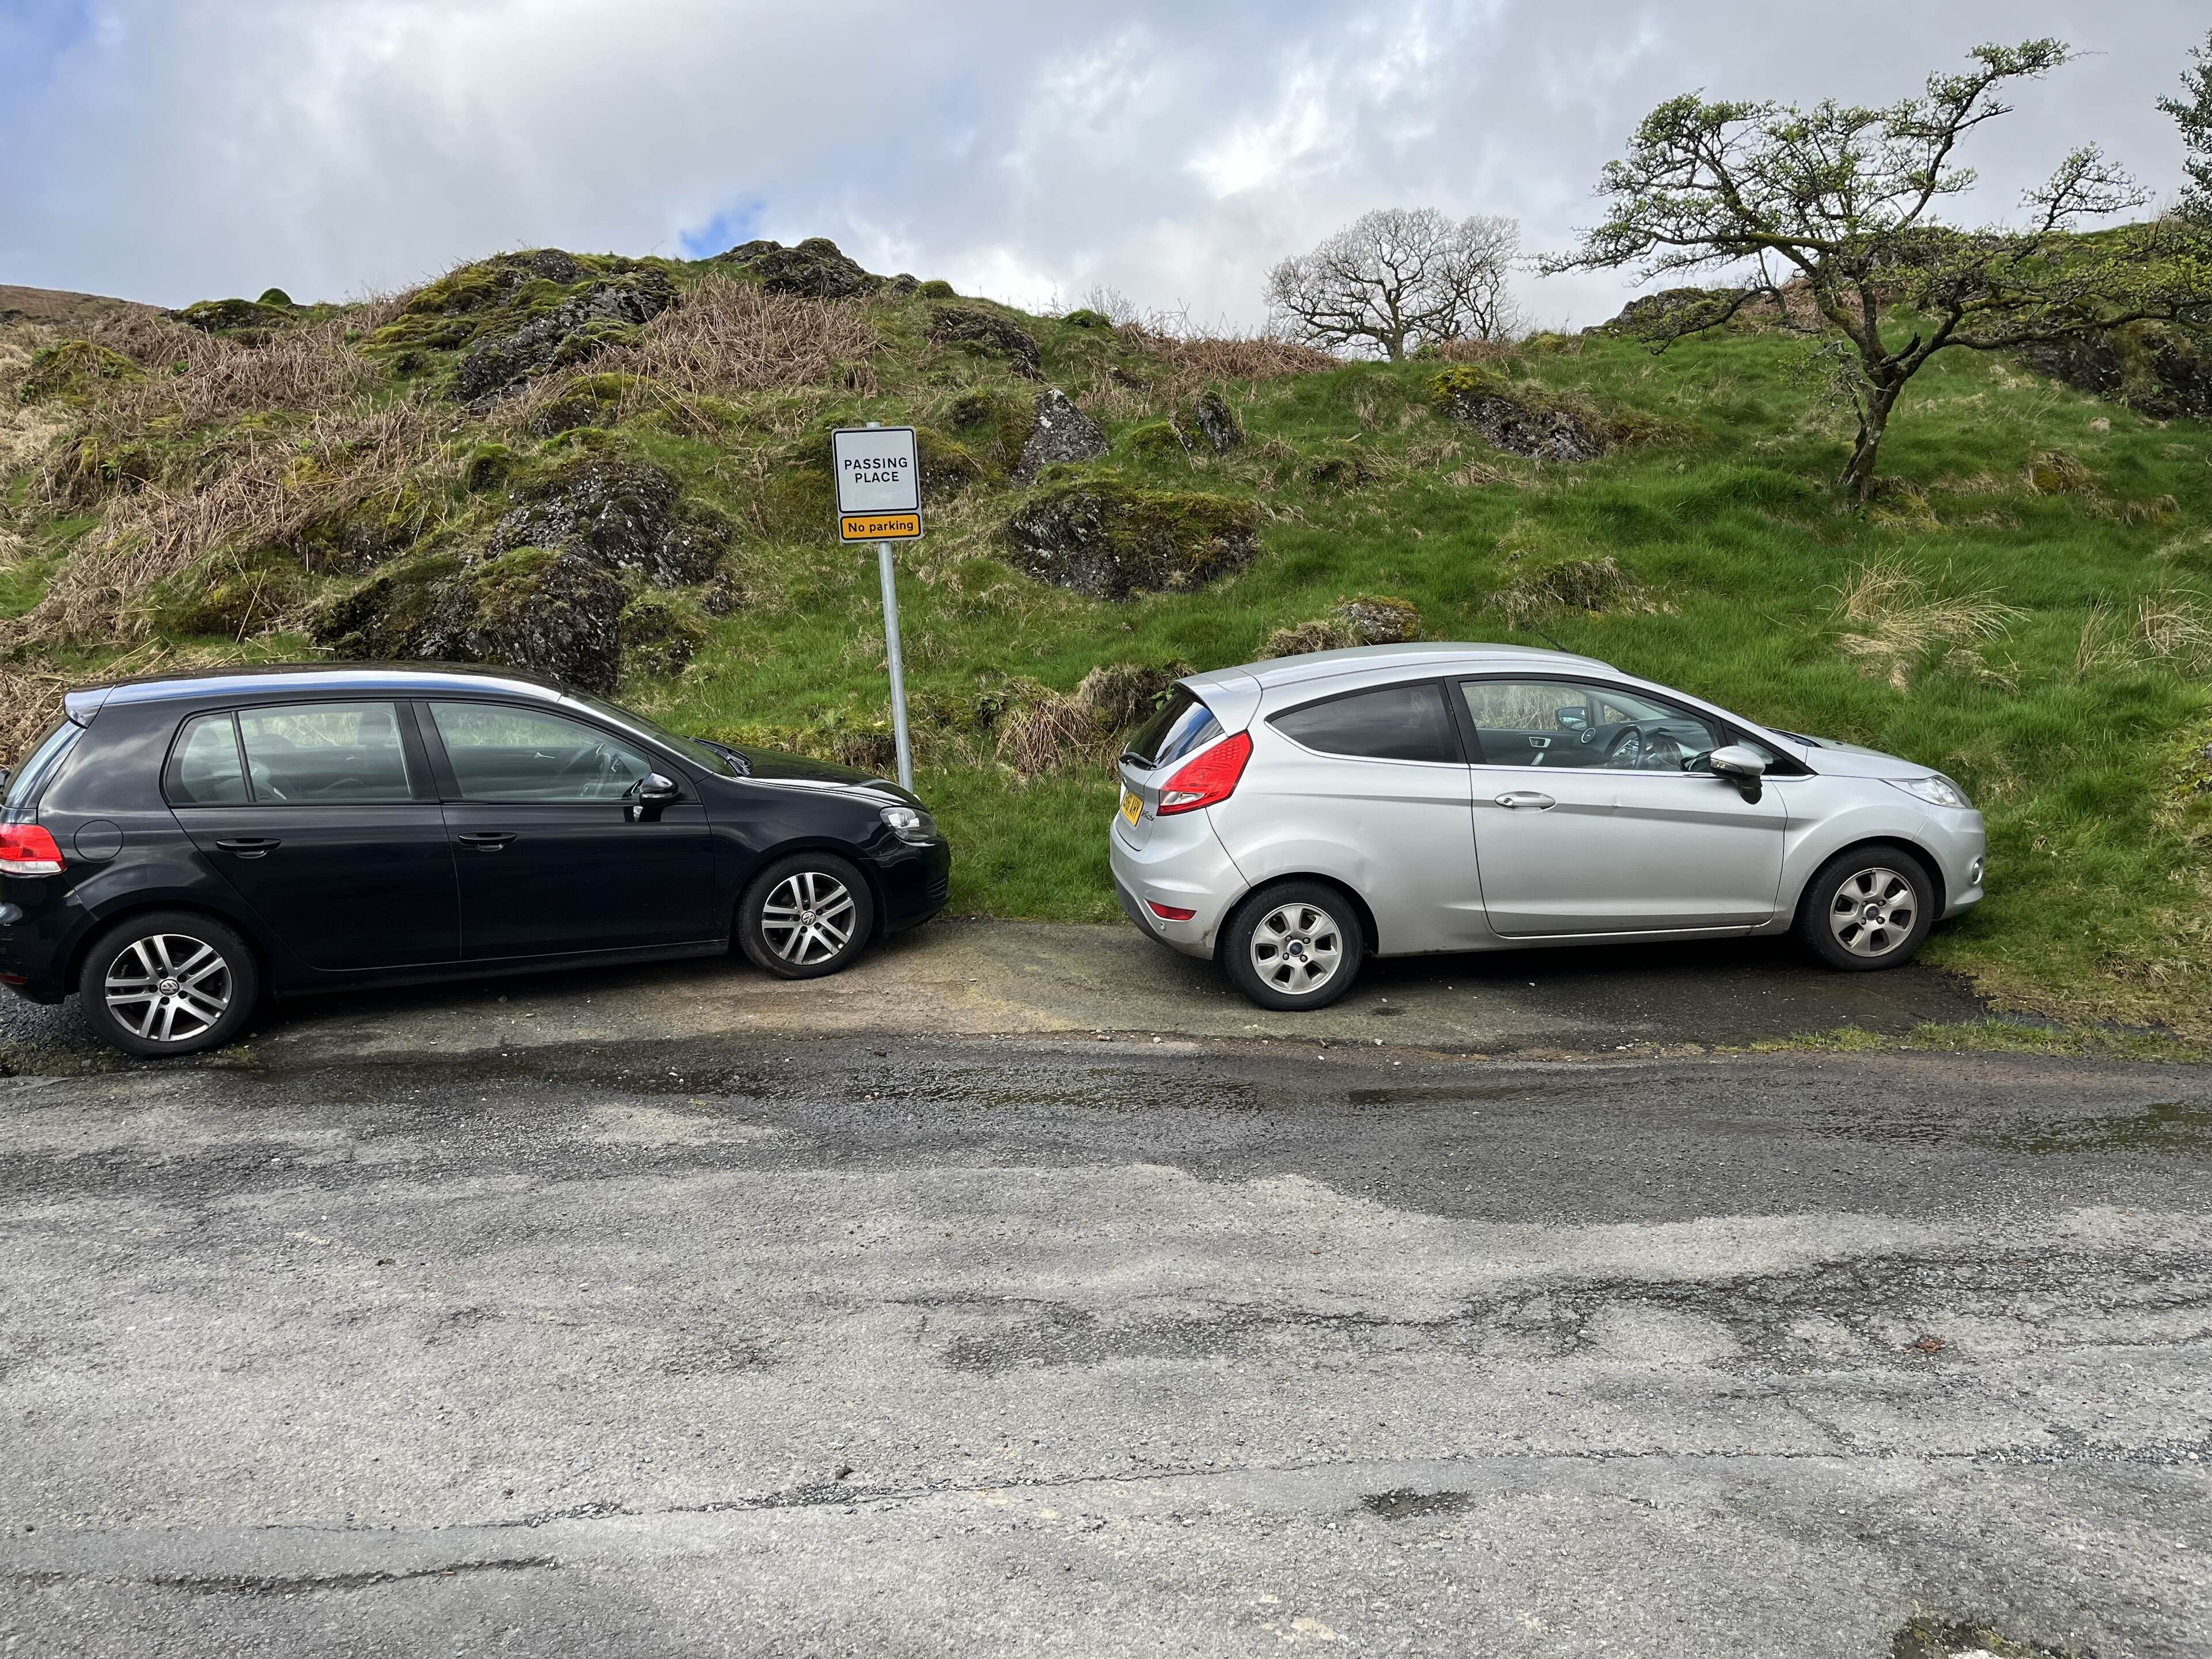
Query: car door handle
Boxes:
[
  {"xmin": 455, "ymin": 832, "xmax": 517, "ymax": 851},
  {"xmin": 214, "ymin": 837, "xmax": 281, "ymax": 858},
  {"xmin": 1494, "ymin": 791, "xmax": 1556, "ymax": 810}
]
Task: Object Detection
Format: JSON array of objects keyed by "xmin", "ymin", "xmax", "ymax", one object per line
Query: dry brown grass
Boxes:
[
  {"xmin": 18, "ymin": 399, "xmax": 440, "ymax": 648},
  {"xmin": 79, "ymin": 310, "xmax": 384, "ymax": 436},
  {"xmin": 0, "ymin": 661, "xmax": 70, "ymax": 771},
  {"xmin": 1834, "ymin": 557, "xmax": 2022, "ymax": 690}
]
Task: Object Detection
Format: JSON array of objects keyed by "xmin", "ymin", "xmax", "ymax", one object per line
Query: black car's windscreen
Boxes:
[
  {"xmin": 573, "ymin": 691, "xmax": 740, "ymax": 779},
  {"xmin": 1271, "ymin": 683, "xmax": 1461, "ymax": 763},
  {"xmin": 1124, "ymin": 688, "xmax": 1221, "ymax": 770}
]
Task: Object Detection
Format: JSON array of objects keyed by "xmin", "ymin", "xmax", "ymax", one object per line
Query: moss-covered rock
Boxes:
[
  {"xmin": 454, "ymin": 269, "xmax": 675, "ymax": 402},
  {"xmin": 1010, "ymin": 387, "xmax": 1108, "ymax": 483},
  {"xmin": 176, "ymin": 297, "xmax": 293, "ymax": 340},
  {"xmin": 915, "ymin": 279, "xmax": 957, "ymax": 300},
  {"xmin": 1126, "ymin": 421, "xmax": 1190, "ymax": 463},
  {"xmin": 1003, "ymin": 480, "xmax": 1261, "ymax": 601},
  {"xmin": 150, "ymin": 545, "xmax": 313, "ymax": 638},
  {"xmin": 927, "ymin": 304, "xmax": 1041, "ymax": 378},
  {"xmin": 722, "ymin": 237, "xmax": 880, "ymax": 300},
  {"xmin": 20, "ymin": 340, "xmax": 138, "ymax": 403},
  {"xmin": 2020, "ymin": 323, "xmax": 2212, "ymax": 422},
  {"xmin": 1261, "ymin": 595, "xmax": 1420, "ymax": 658},
  {"xmin": 617, "ymin": 589, "xmax": 709, "ymax": 679},
  {"xmin": 944, "ymin": 389, "xmax": 1035, "ymax": 472},
  {"xmin": 1430, "ymin": 366, "xmax": 1630, "ymax": 461},
  {"xmin": 1063, "ymin": 308, "xmax": 1114, "ymax": 331},
  {"xmin": 488, "ymin": 455, "xmax": 727, "ymax": 586},
  {"xmin": 311, "ymin": 546, "xmax": 627, "ymax": 692},
  {"xmin": 915, "ymin": 428, "xmax": 990, "ymax": 498},
  {"xmin": 256, "ymin": 288, "xmax": 296, "ymax": 309},
  {"xmin": 525, "ymin": 372, "xmax": 636, "ymax": 437}
]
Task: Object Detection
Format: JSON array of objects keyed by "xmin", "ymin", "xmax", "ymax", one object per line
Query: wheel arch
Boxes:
[
  {"xmin": 63, "ymin": 899, "xmax": 274, "ymax": 1003},
  {"xmin": 739, "ymin": 836, "xmax": 888, "ymax": 940},
  {"xmin": 1787, "ymin": 835, "xmax": 1948, "ymax": 929},
  {"xmin": 1224, "ymin": 872, "xmax": 1380, "ymax": 957}
]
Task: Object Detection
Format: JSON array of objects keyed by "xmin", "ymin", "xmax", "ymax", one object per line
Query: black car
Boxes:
[{"xmin": 0, "ymin": 664, "xmax": 951, "ymax": 1055}]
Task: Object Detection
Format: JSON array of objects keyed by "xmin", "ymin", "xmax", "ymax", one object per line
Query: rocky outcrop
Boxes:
[
  {"xmin": 1004, "ymin": 482, "xmax": 1260, "ymax": 601},
  {"xmin": 723, "ymin": 237, "xmax": 880, "ymax": 300},
  {"xmin": 927, "ymin": 304, "xmax": 1041, "ymax": 378},
  {"xmin": 1430, "ymin": 366, "xmax": 1612, "ymax": 461},
  {"xmin": 1190, "ymin": 389, "xmax": 1243, "ymax": 453},
  {"xmin": 487, "ymin": 456, "xmax": 728, "ymax": 587},
  {"xmin": 2018, "ymin": 324, "xmax": 2212, "ymax": 423},
  {"xmin": 454, "ymin": 268, "xmax": 676, "ymax": 402},
  {"xmin": 175, "ymin": 297, "xmax": 293, "ymax": 343},
  {"xmin": 1261, "ymin": 595, "xmax": 1419, "ymax": 658},
  {"xmin": 1010, "ymin": 388, "xmax": 1108, "ymax": 482},
  {"xmin": 310, "ymin": 547, "xmax": 628, "ymax": 692}
]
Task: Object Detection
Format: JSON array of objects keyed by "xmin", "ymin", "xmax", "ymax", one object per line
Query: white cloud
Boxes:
[{"xmin": 2, "ymin": 0, "xmax": 2205, "ymax": 330}]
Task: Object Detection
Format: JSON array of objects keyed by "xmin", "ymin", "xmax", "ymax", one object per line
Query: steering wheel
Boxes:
[
  {"xmin": 1604, "ymin": 726, "xmax": 1643, "ymax": 768},
  {"xmin": 1642, "ymin": 732, "xmax": 1684, "ymax": 771}
]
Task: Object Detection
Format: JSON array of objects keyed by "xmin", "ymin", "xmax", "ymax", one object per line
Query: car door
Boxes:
[
  {"xmin": 422, "ymin": 700, "xmax": 718, "ymax": 960},
  {"xmin": 1229, "ymin": 678, "xmax": 1484, "ymax": 953},
  {"xmin": 1455, "ymin": 677, "xmax": 1786, "ymax": 937},
  {"xmin": 166, "ymin": 701, "xmax": 461, "ymax": 972}
]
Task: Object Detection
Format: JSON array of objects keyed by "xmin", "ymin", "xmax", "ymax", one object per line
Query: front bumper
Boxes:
[
  {"xmin": 1107, "ymin": 809, "xmax": 1244, "ymax": 961},
  {"xmin": 876, "ymin": 838, "xmax": 952, "ymax": 934},
  {"xmin": 1919, "ymin": 807, "xmax": 1987, "ymax": 918}
]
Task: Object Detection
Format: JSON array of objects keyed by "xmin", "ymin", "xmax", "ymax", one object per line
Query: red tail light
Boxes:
[
  {"xmin": 1147, "ymin": 901, "xmax": 1197, "ymax": 921},
  {"xmin": 0, "ymin": 824, "xmax": 65, "ymax": 876},
  {"xmin": 1157, "ymin": 730, "xmax": 1252, "ymax": 816}
]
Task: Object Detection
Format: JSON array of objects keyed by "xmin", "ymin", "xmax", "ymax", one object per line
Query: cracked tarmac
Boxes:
[{"xmin": 0, "ymin": 1025, "xmax": 2207, "ymax": 1654}]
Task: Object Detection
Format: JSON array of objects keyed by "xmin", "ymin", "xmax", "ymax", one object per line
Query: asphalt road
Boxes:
[{"xmin": 2, "ymin": 1027, "xmax": 2207, "ymax": 1657}]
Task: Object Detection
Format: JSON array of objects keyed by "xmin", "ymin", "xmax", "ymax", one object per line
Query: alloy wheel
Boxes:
[
  {"xmin": 1828, "ymin": 866, "xmax": 1918, "ymax": 959},
  {"xmin": 760, "ymin": 870, "xmax": 858, "ymax": 967},
  {"xmin": 1249, "ymin": 902, "xmax": 1344, "ymax": 995},
  {"xmin": 103, "ymin": 934, "xmax": 234, "ymax": 1044}
]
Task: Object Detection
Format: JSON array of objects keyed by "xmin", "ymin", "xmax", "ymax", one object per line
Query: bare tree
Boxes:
[
  {"xmin": 1267, "ymin": 209, "xmax": 1520, "ymax": 360},
  {"xmin": 1544, "ymin": 39, "xmax": 2212, "ymax": 501},
  {"xmin": 2160, "ymin": 28, "xmax": 2212, "ymax": 224}
]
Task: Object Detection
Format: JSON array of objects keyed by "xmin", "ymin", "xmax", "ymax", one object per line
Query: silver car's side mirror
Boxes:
[{"xmin": 1707, "ymin": 744, "xmax": 1767, "ymax": 802}]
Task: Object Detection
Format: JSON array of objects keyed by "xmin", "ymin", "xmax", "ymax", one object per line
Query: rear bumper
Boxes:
[
  {"xmin": 0, "ymin": 888, "xmax": 77, "ymax": 1002},
  {"xmin": 1107, "ymin": 810, "xmax": 1243, "ymax": 961}
]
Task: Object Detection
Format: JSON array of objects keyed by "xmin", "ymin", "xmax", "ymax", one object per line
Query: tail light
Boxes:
[
  {"xmin": 1157, "ymin": 730, "xmax": 1252, "ymax": 816},
  {"xmin": 0, "ymin": 824, "xmax": 65, "ymax": 876},
  {"xmin": 1147, "ymin": 901, "xmax": 1197, "ymax": 921}
]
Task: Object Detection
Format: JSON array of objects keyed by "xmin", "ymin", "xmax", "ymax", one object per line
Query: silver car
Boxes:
[{"xmin": 1109, "ymin": 643, "xmax": 1986, "ymax": 1010}]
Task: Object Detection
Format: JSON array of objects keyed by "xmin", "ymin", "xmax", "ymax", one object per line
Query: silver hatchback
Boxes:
[{"xmin": 1109, "ymin": 644, "xmax": 1986, "ymax": 1010}]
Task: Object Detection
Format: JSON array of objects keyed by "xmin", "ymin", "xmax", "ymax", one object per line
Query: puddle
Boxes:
[{"xmin": 1980, "ymin": 1100, "xmax": 2212, "ymax": 1157}]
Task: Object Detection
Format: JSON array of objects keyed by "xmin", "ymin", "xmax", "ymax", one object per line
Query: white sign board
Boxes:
[{"xmin": 831, "ymin": 426, "xmax": 922, "ymax": 542}]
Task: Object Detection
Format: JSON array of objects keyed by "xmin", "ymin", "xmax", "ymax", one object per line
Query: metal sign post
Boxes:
[{"xmin": 830, "ymin": 424, "xmax": 923, "ymax": 791}]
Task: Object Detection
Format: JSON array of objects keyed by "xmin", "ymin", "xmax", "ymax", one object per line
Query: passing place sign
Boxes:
[{"xmin": 832, "ymin": 426, "xmax": 923, "ymax": 541}]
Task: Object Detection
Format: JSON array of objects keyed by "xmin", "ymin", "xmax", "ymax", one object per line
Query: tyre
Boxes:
[
  {"xmin": 1794, "ymin": 844, "xmax": 1937, "ymax": 971},
  {"xmin": 1223, "ymin": 880, "xmax": 1362, "ymax": 1011},
  {"xmin": 78, "ymin": 910, "xmax": 260, "ymax": 1057},
  {"xmin": 737, "ymin": 852, "xmax": 876, "ymax": 980}
]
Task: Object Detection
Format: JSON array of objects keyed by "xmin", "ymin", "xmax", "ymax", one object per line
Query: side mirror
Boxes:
[
  {"xmin": 1707, "ymin": 744, "xmax": 1767, "ymax": 802},
  {"xmin": 1555, "ymin": 708, "xmax": 1589, "ymax": 730},
  {"xmin": 629, "ymin": 772, "xmax": 680, "ymax": 821}
]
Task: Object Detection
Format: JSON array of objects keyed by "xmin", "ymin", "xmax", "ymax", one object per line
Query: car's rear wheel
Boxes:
[
  {"xmin": 1224, "ymin": 881, "xmax": 1362, "ymax": 1010},
  {"xmin": 78, "ymin": 911, "xmax": 260, "ymax": 1057},
  {"xmin": 738, "ymin": 853, "xmax": 876, "ymax": 980},
  {"xmin": 1795, "ymin": 844, "xmax": 1936, "ymax": 971}
]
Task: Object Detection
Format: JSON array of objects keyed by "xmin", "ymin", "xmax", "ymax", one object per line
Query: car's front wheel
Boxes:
[
  {"xmin": 1224, "ymin": 881, "xmax": 1362, "ymax": 1010},
  {"xmin": 78, "ymin": 910, "xmax": 260, "ymax": 1057},
  {"xmin": 738, "ymin": 853, "xmax": 876, "ymax": 980},
  {"xmin": 1795, "ymin": 844, "xmax": 1936, "ymax": 971}
]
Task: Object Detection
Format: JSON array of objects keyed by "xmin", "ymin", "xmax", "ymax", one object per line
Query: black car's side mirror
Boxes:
[
  {"xmin": 628, "ymin": 773, "xmax": 680, "ymax": 821},
  {"xmin": 1707, "ymin": 744, "xmax": 1767, "ymax": 804}
]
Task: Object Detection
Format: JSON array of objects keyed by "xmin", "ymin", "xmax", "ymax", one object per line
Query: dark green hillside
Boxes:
[{"xmin": 3, "ymin": 240, "xmax": 2210, "ymax": 1033}]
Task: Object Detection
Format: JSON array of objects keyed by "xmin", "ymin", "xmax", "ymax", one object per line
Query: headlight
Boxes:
[
  {"xmin": 1889, "ymin": 775, "xmax": 1971, "ymax": 810},
  {"xmin": 880, "ymin": 805, "xmax": 939, "ymax": 843}
]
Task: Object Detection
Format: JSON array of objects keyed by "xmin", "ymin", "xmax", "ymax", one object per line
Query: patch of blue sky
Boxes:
[
  {"xmin": 677, "ymin": 200, "xmax": 767, "ymax": 260},
  {"xmin": 0, "ymin": 0, "xmax": 103, "ymax": 99}
]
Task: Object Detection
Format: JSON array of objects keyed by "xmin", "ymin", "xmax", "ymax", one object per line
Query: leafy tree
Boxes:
[
  {"xmin": 1546, "ymin": 40, "xmax": 2212, "ymax": 500},
  {"xmin": 1267, "ymin": 209, "xmax": 1519, "ymax": 361},
  {"xmin": 2160, "ymin": 28, "xmax": 2212, "ymax": 224}
]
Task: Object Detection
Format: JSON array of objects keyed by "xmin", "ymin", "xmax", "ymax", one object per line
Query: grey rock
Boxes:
[
  {"xmin": 729, "ymin": 238, "xmax": 880, "ymax": 300},
  {"xmin": 488, "ymin": 458, "xmax": 726, "ymax": 589},
  {"xmin": 1190, "ymin": 390, "xmax": 1243, "ymax": 453},
  {"xmin": 454, "ymin": 269, "xmax": 677, "ymax": 402},
  {"xmin": 1010, "ymin": 388, "xmax": 1108, "ymax": 483},
  {"xmin": 927, "ymin": 305, "xmax": 1041, "ymax": 378},
  {"xmin": 1005, "ymin": 482, "xmax": 1260, "ymax": 601}
]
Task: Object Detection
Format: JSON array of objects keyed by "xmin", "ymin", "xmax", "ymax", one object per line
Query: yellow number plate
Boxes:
[{"xmin": 1120, "ymin": 788, "xmax": 1142, "ymax": 826}]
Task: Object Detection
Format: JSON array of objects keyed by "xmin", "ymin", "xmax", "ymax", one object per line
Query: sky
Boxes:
[{"xmin": 2, "ymin": 0, "xmax": 2206, "ymax": 331}]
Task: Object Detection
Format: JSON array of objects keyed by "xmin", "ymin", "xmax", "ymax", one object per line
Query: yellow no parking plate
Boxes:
[{"xmin": 1120, "ymin": 788, "xmax": 1142, "ymax": 826}]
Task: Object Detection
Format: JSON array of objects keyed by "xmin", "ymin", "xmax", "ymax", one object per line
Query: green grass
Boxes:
[{"xmin": 9, "ymin": 260, "xmax": 2212, "ymax": 1033}]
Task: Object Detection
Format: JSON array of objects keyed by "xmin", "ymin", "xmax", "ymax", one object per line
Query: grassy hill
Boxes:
[{"xmin": 4, "ymin": 240, "xmax": 2210, "ymax": 1036}]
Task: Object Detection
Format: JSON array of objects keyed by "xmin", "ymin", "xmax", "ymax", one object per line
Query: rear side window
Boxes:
[
  {"xmin": 236, "ymin": 703, "xmax": 418, "ymax": 803},
  {"xmin": 1124, "ymin": 688, "xmax": 1222, "ymax": 770},
  {"xmin": 166, "ymin": 714, "xmax": 249, "ymax": 805},
  {"xmin": 1271, "ymin": 682, "xmax": 1461, "ymax": 763},
  {"xmin": 3, "ymin": 721, "xmax": 82, "ymax": 820}
]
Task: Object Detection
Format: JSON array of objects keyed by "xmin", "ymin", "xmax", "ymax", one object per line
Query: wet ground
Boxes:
[{"xmin": 2, "ymin": 1025, "xmax": 2207, "ymax": 1656}]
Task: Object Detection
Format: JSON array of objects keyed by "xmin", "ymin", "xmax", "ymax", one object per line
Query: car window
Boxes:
[
  {"xmin": 430, "ymin": 702, "xmax": 657, "ymax": 803},
  {"xmin": 1459, "ymin": 679, "xmax": 1720, "ymax": 771},
  {"xmin": 1271, "ymin": 682, "xmax": 1461, "ymax": 763},
  {"xmin": 1124, "ymin": 688, "xmax": 1221, "ymax": 770},
  {"xmin": 3, "ymin": 720, "xmax": 82, "ymax": 819},
  {"xmin": 166, "ymin": 714, "xmax": 249, "ymax": 806},
  {"xmin": 236, "ymin": 703, "xmax": 418, "ymax": 804}
]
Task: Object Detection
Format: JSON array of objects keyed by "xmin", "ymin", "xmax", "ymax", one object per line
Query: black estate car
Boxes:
[{"xmin": 0, "ymin": 664, "xmax": 951, "ymax": 1055}]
